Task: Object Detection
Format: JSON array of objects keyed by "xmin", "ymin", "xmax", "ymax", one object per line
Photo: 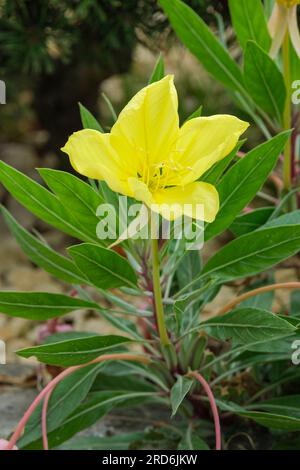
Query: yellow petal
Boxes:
[
  {"xmin": 127, "ymin": 177, "xmax": 154, "ymax": 207},
  {"xmin": 152, "ymin": 182, "xmax": 219, "ymax": 222},
  {"xmin": 110, "ymin": 75, "xmax": 179, "ymax": 178},
  {"xmin": 61, "ymin": 129, "xmax": 131, "ymax": 194},
  {"xmin": 166, "ymin": 115, "xmax": 249, "ymax": 186}
]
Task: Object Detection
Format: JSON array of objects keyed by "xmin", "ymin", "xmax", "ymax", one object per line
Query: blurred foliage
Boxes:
[
  {"xmin": 0, "ymin": 0, "xmax": 229, "ymax": 149},
  {"xmin": 0, "ymin": 0, "xmax": 228, "ymax": 76}
]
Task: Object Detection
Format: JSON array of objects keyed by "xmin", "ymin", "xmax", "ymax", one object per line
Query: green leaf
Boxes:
[
  {"xmin": 254, "ymin": 395, "xmax": 300, "ymax": 419},
  {"xmin": 263, "ymin": 210, "xmax": 300, "ymax": 228},
  {"xmin": 59, "ymin": 432, "xmax": 144, "ymax": 450},
  {"xmin": 230, "ymin": 207, "xmax": 274, "ymax": 237},
  {"xmin": 79, "ymin": 102, "xmax": 103, "ymax": 131},
  {"xmin": 0, "ymin": 160, "xmax": 96, "ymax": 242},
  {"xmin": 18, "ymin": 362, "xmax": 104, "ymax": 448},
  {"xmin": 205, "ymin": 131, "xmax": 290, "ymax": 241},
  {"xmin": 20, "ymin": 391, "xmax": 152, "ymax": 449},
  {"xmin": 185, "ymin": 105, "xmax": 203, "ymax": 122},
  {"xmin": 68, "ymin": 243, "xmax": 138, "ymax": 289},
  {"xmin": 38, "ymin": 169, "xmax": 104, "ymax": 243},
  {"xmin": 17, "ymin": 334, "xmax": 133, "ymax": 366},
  {"xmin": 228, "ymin": 0, "xmax": 271, "ymax": 51},
  {"xmin": 170, "ymin": 376, "xmax": 193, "ymax": 416},
  {"xmin": 201, "ymin": 307, "xmax": 295, "ymax": 346},
  {"xmin": 1, "ymin": 206, "xmax": 87, "ymax": 285},
  {"xmin": 149, "ymin": 53, "xmax": 165, "ymax": 84},
  {"xmin": 159, "ymin": 0, "xmax": 246, "ymax": 95},
  {"xmin": 178, "ymin": 429, "xmax": 209, "ymax": 450},
  {"xmin": 0, "ymin": 292, "xmax": 98, "ymax": 320},
  {"xmin": 244, "ymin": 41, "xmax": 286, "ymax": 122},
  {"xmin": 237, "ymin": 410, "xmax": 300, "ymax": 431},
  {"xmin": 201, "ymin": 141, "xmax": 242, "ymax": 185},
  {"xmin": 203, "ymin": 224, "xmax": 300, "ymax": 283}
]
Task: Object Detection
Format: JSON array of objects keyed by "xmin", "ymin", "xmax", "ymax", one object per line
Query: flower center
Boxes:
[{"xmin": 276, "ymin": 0, "xmax": 300, "ymax": 7}]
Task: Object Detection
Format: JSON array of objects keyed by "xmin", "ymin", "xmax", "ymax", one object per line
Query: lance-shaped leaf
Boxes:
[
  {"xmin": 228, "ymin": 0, "xmax": 271, "ymax": 51},
  {"xmin": 18, "ymin": 362, "xmax": 104, "ymax": 447},
  {"xmin": 68, "ymin": 243, "xmax": 138, "ymax": 289},
  {"xmin": 201, "ymin": 308, "xmax": 296, "ymax": 346},
  {"xmin": 202, "ymin": 224, "xmax": 300, "ymax": 283},
  {"xmin": 244, "ymin": 41, "xmax": 286, "ymax": 122},
  {"xmin": 0, "ymin": 160, "xmax": 97, "ymax": 242},
  {"xmin": 1, "ymin": 206, "xmax": 87, "ymax": 285},
  {"xmin": 17, "ymin": 334, "xmax": 133, "ymax": 366},
  {"xmin": 170, "ymin": 376, "xmax": 193, "ymax": 416},
  {"xmin": 79, "ymin": 102, "xmax": 103, "ymax": 131},
  {"xmin": 38, "ymin": 169, "xmax": 104, "ymax": 243},
  {"xmin": 160, "ymin": 0, "xmax": 246, "ymax": 95},
  {"xmin": 0, "ymin": 292, "xmax": 98, "ymax": 320},
  {"xmin": 149, "ymin": 53, "xmax": 165, "ymax": 84},
  {"xmin": 205, "ymin": 131, "xmax": 290, "ymax": 241},
  {"xmin": 20, "ymin": 391, "xmax": 152, "ymax": 449}
]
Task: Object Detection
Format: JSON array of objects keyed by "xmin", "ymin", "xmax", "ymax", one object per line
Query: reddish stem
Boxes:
[
  {"xmin": 4, "ymin": 353, "xmax": 150, "ymax": 450},
  {"xmin": 188, "ymin": 371, "xmax": 221, "ymax": 451},
  {"xmin": 41, "ymin": 390, "xmax": 52, "ymax": 450}
]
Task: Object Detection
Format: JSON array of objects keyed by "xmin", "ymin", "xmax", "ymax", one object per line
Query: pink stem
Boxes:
[
  {"xmin": 41, "ymin": 390, "xmax": 52, "ymax": 450},
  {"xmin": 4, "ymin": 353, "xmax": 149, "ymax": 450},
  {"xmin": 189, "ymin": 371, "xmax": 221, "ymax": 450}
]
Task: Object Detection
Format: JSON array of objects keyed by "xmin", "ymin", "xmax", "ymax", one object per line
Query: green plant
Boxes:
[{"xmin": 1, "ymin": 3, "xmax": 300, "ymax": 451}]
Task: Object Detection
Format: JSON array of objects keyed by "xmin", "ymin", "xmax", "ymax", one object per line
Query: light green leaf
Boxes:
[
  {"xmin": 229, "ymin": 0, "xmax": 271, "ymax": 51},
  {"xmin": 244, "ymin": 41, "xmax": 286, "ymax": 122},
  {"xmin": 205, "ymin": 131, "xmax": 290, "ymax": 241},
  {"xmin": 159, "ymin": 0, "xmax": 246, "ymax": 94},
  {"xmin": 170, "ymin": 375, "xmax": 193, "ymax": 416},
  {"xmin": 201, "ymin": 307, "xmax": 295, "ymax": 346},
  {"xmin": 68, "ymin": 243, "xmax": 138, "ymax": 289},
  {"xmin": 1, "ymin": 206, "xmax": 87, "ymax": 285},
  {"xmin": 17, "ymin": 333, "xmax": 133, "ymax": 366},
  {"xmin": 79, "ymin": 102, "xmax": 103, "ymax": 131},
  {"xmin": 0, "ymin": 292, "xmax": 98, "ymax": 320},
  {"xmin": 149, "ymin": 53, "xmax": 165, "ymax": 84}
]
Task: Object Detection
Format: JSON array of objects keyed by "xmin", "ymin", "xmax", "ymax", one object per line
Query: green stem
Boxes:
[
  {"xmin": 283, "ymin": 32, "xmax": 292, "ymax": 193},
  {"xmin": 151, "ymin": 236, "xmax": 170, "ymax": 346}
]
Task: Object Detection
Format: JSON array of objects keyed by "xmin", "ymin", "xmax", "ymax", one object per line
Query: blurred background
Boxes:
[{"xmin": 0, "ymin": 0, "xmax": 262, "ymax": 365}]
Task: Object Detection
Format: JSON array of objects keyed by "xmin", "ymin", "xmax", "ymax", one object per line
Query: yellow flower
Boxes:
[
  {"xmin": 62, "ymin": 76, "xmax": 248, "ymax": 222},
  {"xmin": 269, "ymin": 0, "xmax": 300, "ymax": 57}
]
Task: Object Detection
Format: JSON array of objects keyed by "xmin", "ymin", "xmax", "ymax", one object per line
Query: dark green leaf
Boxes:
[
  {"xmin": 160, "ymin": 0, "xmax": 246, "ymax": 94},
  {"xmin": 230, "ymin": 207, "xmax": 274, "ymax": 237},
  {"xmin": 1, "ymin": 206, "xmax": 87, "ymax": 285},
  {"xmin": 68, "ymin": 243, "xmax": 137, "ymax": 289},
  {"xmin": 203, "ymin": 224, "xmax": 300, "ymax": 283},
  {"xmin": 0, "ymin": 292, "xmax": 97, "ymax": 320},
  {"xmin": 205, "ymin": 132, "xmax": 290, "ymax": 241},
  {"xmin": 0, "ymin": 160, "xmax": 96, "ymax": 242},
  {"xmin": 17, "ymin": 334, "xmax": 133, "ymax": 366},
  {"xmin": 244, "ymin": 41, "xmax": 286, "ymax": 122},
  {"xmin": 202, "ymin": 307, "xmax": 295, "ymax": 346}
]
